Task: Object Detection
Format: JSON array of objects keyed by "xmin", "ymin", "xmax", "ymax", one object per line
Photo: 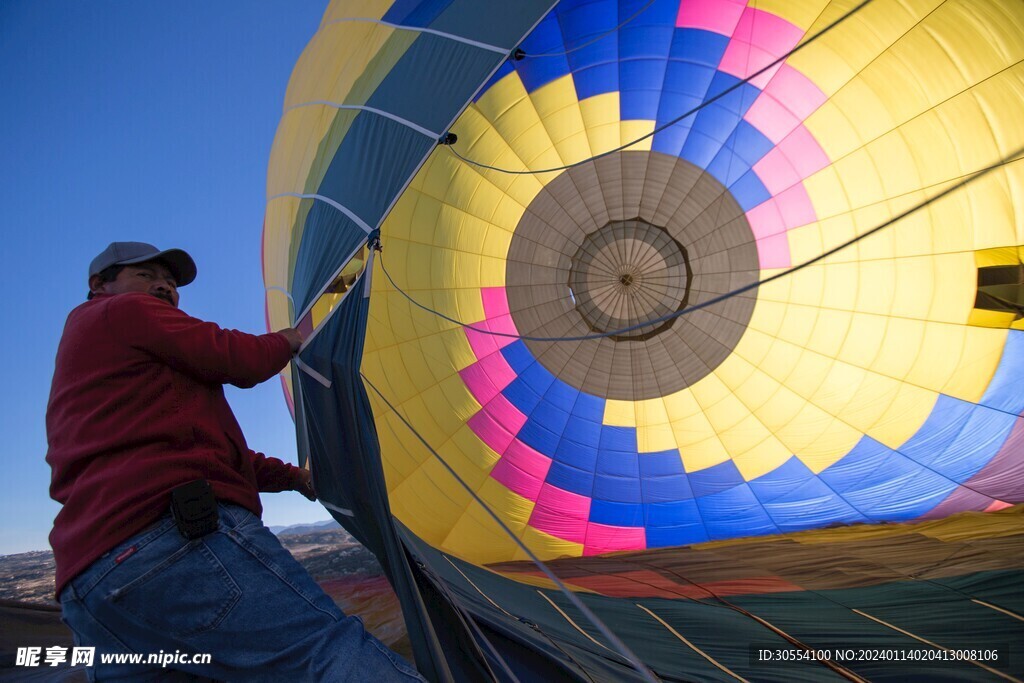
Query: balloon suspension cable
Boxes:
[
  {"xmin": 361, "ymin": 373, "xmax": 662, "ymax": 683},
  {"xmin": 522, "ymin": 0, "xmax": 659, "ymax": 58},
  {"xmin": 442, "ymin": 0, "xmax": 875, "ymax": 175},
  {"xmin": 378, "ymin": 144, "xmax": 1024, "ymax": 346}
]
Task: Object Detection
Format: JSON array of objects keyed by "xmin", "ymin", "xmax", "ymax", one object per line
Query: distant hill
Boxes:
[
  {"xmin": 267, "ymin": 518, "xmax": 342, "ymax": 535},
  {"xmin": 0, "ymin": 552, "xmax": 58, "ymax": 607}
]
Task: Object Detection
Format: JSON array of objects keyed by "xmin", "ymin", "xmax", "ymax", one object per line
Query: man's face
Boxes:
[{"xmin": 91, "ymin": 261, "xmax": 179, "ymax": 307}]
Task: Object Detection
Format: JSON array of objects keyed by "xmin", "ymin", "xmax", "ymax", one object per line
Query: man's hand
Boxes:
[
  {"xmin": 278, "ymin": 327, "xmax": 304, "ymax": 353},
  {"xmin": 293, "ymin": 468, "xmax": 316, "ymax": 501}
]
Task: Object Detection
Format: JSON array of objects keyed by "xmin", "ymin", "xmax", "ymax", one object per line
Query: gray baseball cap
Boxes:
[{"xmin": 89, "ymin": 241, "xmax": 197, "ymax": 287}]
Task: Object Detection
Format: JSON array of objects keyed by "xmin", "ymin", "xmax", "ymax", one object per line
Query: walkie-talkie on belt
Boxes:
[{"xmin": 170, "ymin": 479, "xmax": 219, "ymax": 540}]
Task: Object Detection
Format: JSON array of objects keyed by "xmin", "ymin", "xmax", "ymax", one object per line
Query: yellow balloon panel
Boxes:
[
  {"xmin": 284, "ymin": 22, "xmax": 409, "ymax": 111},
  {"xmin": 319, "ymin": 0, "xmax": 392, "ymax": 25}
]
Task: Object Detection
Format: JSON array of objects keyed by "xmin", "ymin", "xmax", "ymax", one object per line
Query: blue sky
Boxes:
[{"xmin": 0, "ymin": 1, "xmax": 330, "ymax": 554}]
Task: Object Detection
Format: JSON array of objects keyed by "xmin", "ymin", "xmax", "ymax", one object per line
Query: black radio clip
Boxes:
[{"xmin": 170, "ymin": 479, "xmax": 219, "ymax": 540}]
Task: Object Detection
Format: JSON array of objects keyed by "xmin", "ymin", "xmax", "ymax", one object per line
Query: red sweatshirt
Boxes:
[{"xmin": 46, "ymin": 292, "xmax": 297, "ymax": 598}]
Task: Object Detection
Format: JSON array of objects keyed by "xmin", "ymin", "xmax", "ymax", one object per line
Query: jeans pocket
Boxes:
[{"xmin": 108, "ymin": 540, "xmax": 241, "ymax": 638}]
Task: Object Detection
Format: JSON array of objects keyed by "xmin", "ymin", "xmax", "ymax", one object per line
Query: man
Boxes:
[{"xmin": 47, "ymin": 242, "xmax": 423, "ymax": 681}]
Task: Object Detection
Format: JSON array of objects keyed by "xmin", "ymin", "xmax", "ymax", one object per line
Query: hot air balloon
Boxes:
[{"xmin": 263, "ymin": 0, "xmax": 1024, "ymax": 679}]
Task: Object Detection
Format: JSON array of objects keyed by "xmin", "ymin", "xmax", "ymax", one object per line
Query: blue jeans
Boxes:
[{"xmin": 59, "ymin": 503, "xmax": 425, "ymax": 682}]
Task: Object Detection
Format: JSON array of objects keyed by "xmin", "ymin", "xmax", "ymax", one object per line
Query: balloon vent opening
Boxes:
[
  {"xmin": 568, "ymin": 219, "xmax": 692, "ymax": 342},
  {"xmin": 505, "ymin": 151, "xmax": 760, "ymax": 401}
]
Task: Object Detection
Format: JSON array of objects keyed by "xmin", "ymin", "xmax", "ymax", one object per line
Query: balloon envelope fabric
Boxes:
[{"xmin": 265, "ymin": 0, "xmax": 1024, "ymax": 678}]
